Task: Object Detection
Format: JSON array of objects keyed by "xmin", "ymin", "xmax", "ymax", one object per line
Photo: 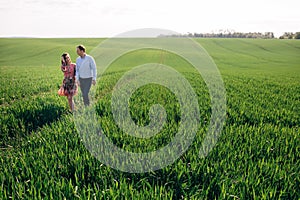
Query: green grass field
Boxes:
[{"xmin": 0, "ymin": 38, "xmax": 299, "ymax": 199}]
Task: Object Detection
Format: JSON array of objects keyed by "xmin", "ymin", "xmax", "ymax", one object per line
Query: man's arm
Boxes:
[{"xmin": 90, "ymin": 56, "xmax": 97, "ymax": 82}]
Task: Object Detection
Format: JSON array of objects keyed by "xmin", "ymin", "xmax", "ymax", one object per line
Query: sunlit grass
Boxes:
[{"xmin": 0, "ymin": 38, "xmax": 299, "ymax": 199}]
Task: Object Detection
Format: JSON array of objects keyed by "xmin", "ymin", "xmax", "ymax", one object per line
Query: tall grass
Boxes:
[{"xmin": 0, "ymin": 38, "xmax": 299, "ymax": 199}]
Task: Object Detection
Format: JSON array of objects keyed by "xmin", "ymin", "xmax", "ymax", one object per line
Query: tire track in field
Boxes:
[
  {"xmin": 8, "ymin": 46, "xmax": 62, "ymax": 63},
  {"xmin": 228, "ymin": 39, "xmax": 299, "ymax": 64},
  {"xmin": 282, "ymin": 41, "xmax": 300, "ymax": 50},
  {"xmin": 210, "ymin": 39, "xmax": 277, "ymax": 63},
  {"xmin": 237, "ymin": 39, "xmax": 275, "ymax": 53}
]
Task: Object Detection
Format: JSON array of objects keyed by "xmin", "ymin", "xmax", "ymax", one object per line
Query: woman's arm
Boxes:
[{"xmin": 61, "ymin": 65, "xmax": 66, "ymax": 72}]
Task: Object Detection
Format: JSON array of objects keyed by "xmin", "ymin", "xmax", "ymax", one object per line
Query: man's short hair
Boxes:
[{"xmin": 77, "ymin": 45, "xmax": 86, "ymax": 52}]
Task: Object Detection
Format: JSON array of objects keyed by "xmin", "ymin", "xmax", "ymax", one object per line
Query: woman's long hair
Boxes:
[{"xmin": 61, "ymin": 52, "xmax": 71, "ymax": 66}]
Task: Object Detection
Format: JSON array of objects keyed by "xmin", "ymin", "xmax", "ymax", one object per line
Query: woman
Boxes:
[{"xmin": 59, "ymin": 52, "xmax": 78, "ymax": 111}]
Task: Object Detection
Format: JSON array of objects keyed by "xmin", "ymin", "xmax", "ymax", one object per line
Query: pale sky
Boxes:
[{"xmin": 0, "ymin": 0, "xmax": 299, "ymax": 38}]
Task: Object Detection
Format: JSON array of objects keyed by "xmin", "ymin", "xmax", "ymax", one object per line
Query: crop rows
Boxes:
[{"xmin": 0, "ymin": 39, "xmax": 299, "ymax": 199}]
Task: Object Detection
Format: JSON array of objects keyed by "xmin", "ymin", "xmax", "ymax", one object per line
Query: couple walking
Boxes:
[{"xmin": 59, "ymin": 45, "xmax": 97, "ymax": 111}]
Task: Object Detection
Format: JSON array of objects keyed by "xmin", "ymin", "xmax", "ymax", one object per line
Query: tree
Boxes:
[
  {"xmin": 295, "ymin": 32, "xmax": 300, "ymax": 39},
  {"xmin": 280, "ymin": 32, "xmax": 294, "ymax": 39}
]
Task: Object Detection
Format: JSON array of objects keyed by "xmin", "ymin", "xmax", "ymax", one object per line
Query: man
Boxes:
[{"xmin": 75, "ymin": 44, "xmax": 97, "ymax": 106}]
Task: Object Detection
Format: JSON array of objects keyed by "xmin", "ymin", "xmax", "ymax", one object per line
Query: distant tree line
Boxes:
[
  {"xmin": 279, "ymin": 32, "xmax": 300, "ymax": 39},
  {"xmin": 159, "ymin": 30, "xmax": 275, "ymax": 39},
  {"xmin": 159, "ymin": 30, "xmax": 300, "ymax": 39}
]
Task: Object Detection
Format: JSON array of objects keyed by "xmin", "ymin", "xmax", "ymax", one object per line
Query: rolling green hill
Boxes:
[{"xmin": 0, "ymin": 38, "xmax": 299, "ymax": 199}]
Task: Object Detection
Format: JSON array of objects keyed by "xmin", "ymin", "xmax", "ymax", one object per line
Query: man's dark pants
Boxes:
[{"xmin": 79, "ymin": 77, "xmax": 92, "ymax": 106}]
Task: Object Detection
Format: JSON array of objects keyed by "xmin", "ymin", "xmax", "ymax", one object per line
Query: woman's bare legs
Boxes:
[{"xmin": 67, "ymin": 95, "xmax": 75, "ymax": 112}]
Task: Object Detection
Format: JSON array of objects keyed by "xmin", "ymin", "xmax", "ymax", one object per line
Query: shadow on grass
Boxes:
[{"xmin": 0, "ymin": 100, "xmax": 66, "ymax": 147}]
